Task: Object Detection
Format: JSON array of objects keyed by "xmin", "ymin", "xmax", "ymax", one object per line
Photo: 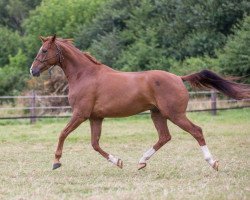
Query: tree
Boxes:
[
  {"xmin": 88, "ymin": 30, "xmax": 123, "ymax": 67},
  {"xmin": 0, "ymin": 26, "xmax": 22, "ymax": 67},
  {"xmin": 0, "ymin": 49, "xmax": 28, "ymax": 95},
  {"xmin": 75, "ymin": 0, "xmax": 249, "ymax": 71},
  {"xmin": 218, "ymin": 16, "xmax": 250, "ymax": 83},
  {"xmin": 23, "ymin": 0, "xmax": 105, "ymax": 64},
  {"xmin": 75, "ymin": 0, "xmax": 136, "ymax": 50},
  {"xmin": 0, "ymin": 0, "xmax": 41, "ymax": 31}
]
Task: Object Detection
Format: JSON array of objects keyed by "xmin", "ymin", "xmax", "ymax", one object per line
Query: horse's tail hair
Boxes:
[{"xmin": 181, "ymin": 69, "xmax": 250, "ymax": 100}]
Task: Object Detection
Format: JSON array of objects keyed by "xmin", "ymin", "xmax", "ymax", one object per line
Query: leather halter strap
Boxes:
[{"xmin": 35, "ymin": 43, "xmax": 64, "ymax": 66}]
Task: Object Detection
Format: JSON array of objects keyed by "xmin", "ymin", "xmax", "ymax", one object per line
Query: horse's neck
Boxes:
[{"xmin": 59, "ymin": 44, "xmax": 104, "ymax": 82}]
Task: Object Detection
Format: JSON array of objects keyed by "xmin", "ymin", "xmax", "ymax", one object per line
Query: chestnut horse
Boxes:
[{"xmin": 30, "ymin": 35, "xmax": 250, "ymax": 171}]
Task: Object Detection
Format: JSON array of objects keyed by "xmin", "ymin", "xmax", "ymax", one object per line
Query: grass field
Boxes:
[{"xmin": 0, "ymin": 109, "xmax": 249, "ymax": 200}]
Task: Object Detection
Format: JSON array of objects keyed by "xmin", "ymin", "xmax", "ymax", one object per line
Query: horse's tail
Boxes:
[{"xmin": 181, "ymin": 69, "xmax": 250, "ymax": 100}]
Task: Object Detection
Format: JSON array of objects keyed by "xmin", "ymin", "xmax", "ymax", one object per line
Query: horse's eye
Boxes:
[{"xmin": 42, "ymin": 49, "xmax": 47, "ymax": 53}]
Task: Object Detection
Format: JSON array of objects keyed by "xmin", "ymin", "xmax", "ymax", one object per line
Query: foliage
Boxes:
[
  {"xmin": 0, "ymin": 0, "xmax": 41, "ymax": 31},
  {"xmin": 0, "ymin": 0, "xmax": 250, "ymax": 95},
  {"xmin": 0, "ymin": 26, "xmax": 22, "ymax": 67},
  {"xmin": 22, "ymin": 0, "xmax": 105, "ymax": 62},
  {"xmin": 75, "ymin": 0, "xmax": 134, "ymax": 50},
  {"xmin": 115, "ymin": 34, "xmax": 171, "ymax": 71},
  {"xmin": 88, "ymin": 30, "xmax": 123, "ymax": 67},
  {"xmin": 218, "ymin": 16, "xmax": 250, "ymax": 83},
  {"xmin": 75, "ymin": 0, "xmax": 249, "ymax": 71},
  {"xmin": 169, "ymin": 56, "xmax": 219, "ymax": 76},
  {"xmin": 0, "ymin": 49, "xmax": 28, "ymax": 95}
]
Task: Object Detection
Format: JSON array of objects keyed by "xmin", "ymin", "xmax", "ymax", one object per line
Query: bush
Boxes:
[
  {"xmin": 23, "ymin": 0, "xmax": 104, "ymax": 64},
  {"xmin": 0, "ymin": 49, "xmax": 28, "ymax": 95},
  {"xmin": 218, "ymin": 16, "xmax": 250, "ymax": 83},
  {"xmin": 0, "ymin": 27, "xmax": 22, "ymax": 67},
  {"xmin": 169, "ymin": 56, "xmax": 219, "ymax": 76},
  {"xmin": 88, "ymin": 30, "xmax": 123, "ymax": 67}
]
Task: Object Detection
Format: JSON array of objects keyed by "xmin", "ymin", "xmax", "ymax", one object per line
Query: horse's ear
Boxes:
[
  {"xmin": 51, "ymin": 34, "xmax": 56, "ymax": 43},
  {"xmin": 39, "ymin": 36, "xmax": 47, "ymax": 43}
]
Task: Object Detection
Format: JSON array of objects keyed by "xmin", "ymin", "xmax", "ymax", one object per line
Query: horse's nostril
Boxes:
[{"xmin": 31, "ymin": 68, "xmax": 40, "ymax": 77}]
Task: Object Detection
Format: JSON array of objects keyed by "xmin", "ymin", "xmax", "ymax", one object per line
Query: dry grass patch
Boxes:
[{"xmin": 0, "ymin": 109, "xmax": 249, "ymax": 199}]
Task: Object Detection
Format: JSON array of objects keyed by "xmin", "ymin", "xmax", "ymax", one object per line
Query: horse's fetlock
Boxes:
[{"xmin": 55, "ymin": 152, "xmax": 62, "ymax": 159}]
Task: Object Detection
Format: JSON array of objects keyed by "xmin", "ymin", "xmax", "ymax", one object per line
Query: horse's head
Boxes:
[{"xmin": 30, "ymin": 35, "xmax": 63, "ymax": 77}]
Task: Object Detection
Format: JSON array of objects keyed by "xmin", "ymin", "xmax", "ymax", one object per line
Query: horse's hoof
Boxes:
[
  {"xmin": 117, "ymin": 159, "xmax": 123, "ymax": 169},
  {"xmin": 52, "ymin": 163, "xmax": 61, "ymax": 170},
  {"xmin": 212, "ymin": 160, "xmax": 219, "ymax": 171},
  {"xmin": 138, "ymin": 163, "xmax": 146, "ymax": 170}
]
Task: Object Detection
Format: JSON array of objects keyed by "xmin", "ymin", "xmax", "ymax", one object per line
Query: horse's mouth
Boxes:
[
  {"xmin": 33, "ymin": 72, "xmax": 40, "ymax": 77},
  {"xmin": 30, "ymin": 68, "xmax": 41, "ymax": 77}
]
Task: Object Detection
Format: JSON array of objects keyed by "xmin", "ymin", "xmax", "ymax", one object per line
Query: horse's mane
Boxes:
[
  {"xmin": 83, "ymin": 52, "xmax": 102, "ymax": 65},
  {"xmin": 57, "ymin": 38, "xmax": 74, "ymax": 44},
  {"xmin": 55, "ymin": 37, "xmax": 102, "ymax": 65}
]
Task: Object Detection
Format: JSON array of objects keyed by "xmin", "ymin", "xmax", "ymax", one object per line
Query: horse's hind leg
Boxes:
[
  {"xmin": 90, "ymin": 118, "xmax": 123, "ymax": 169},
  {"xmin": 138, "ymin": 110, "xmax": 171, "ymax": 170},
  {"xmin": 170, "ymin": 114, "xmax": 219, "ymax": 171}
]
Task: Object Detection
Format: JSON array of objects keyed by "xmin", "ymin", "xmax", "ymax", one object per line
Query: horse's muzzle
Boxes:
[{"xmin": 30, "ymin": 68, "xmax": 40, "ymax": 77}]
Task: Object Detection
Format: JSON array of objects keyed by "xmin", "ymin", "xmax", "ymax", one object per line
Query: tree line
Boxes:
[{"xmin": 0, "ymin": 0, "xmax": 249, "ymax": 96}]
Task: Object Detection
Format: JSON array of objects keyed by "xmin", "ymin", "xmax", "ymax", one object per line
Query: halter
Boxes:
[{"xmin": 35, "ymin": 42, "xmax": 64, "ymax": 66}]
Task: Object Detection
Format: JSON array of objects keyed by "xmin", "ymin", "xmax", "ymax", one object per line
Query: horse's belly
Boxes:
[{"xmin": 92, "ymin": 97, "xmax": 154, "ymax": 118}]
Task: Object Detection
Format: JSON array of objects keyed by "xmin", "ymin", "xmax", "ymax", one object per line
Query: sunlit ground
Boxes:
[{"xmin": 0, "ymin": 109, "xmax": 249, "ymax": 199}]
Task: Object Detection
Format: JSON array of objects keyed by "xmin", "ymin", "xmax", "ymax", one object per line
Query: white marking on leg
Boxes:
[
  {"xmin": 139, "ymin": 147, "xmax": 156, "ymax": 164},
  {"xmin": 201, "ymin": 145, "xmax": 215, "ymax": 166},
  {"xmin": 108, "ymin": 154, "xmax": 118, "ymax": 165}
]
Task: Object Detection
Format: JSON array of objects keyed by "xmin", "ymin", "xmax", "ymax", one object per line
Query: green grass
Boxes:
[{"xmin": 0, "ymin": 109, "xmax": 249, "ymax": 199}]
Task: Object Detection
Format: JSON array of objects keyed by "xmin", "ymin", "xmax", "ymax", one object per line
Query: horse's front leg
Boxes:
[
  {"xmin": 53, "ymin": 113, "xmax": 86, "ymax": 170},
  {"xmin": 90, "ymin": 118, "xmax": 123, "ymax": 169}
]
